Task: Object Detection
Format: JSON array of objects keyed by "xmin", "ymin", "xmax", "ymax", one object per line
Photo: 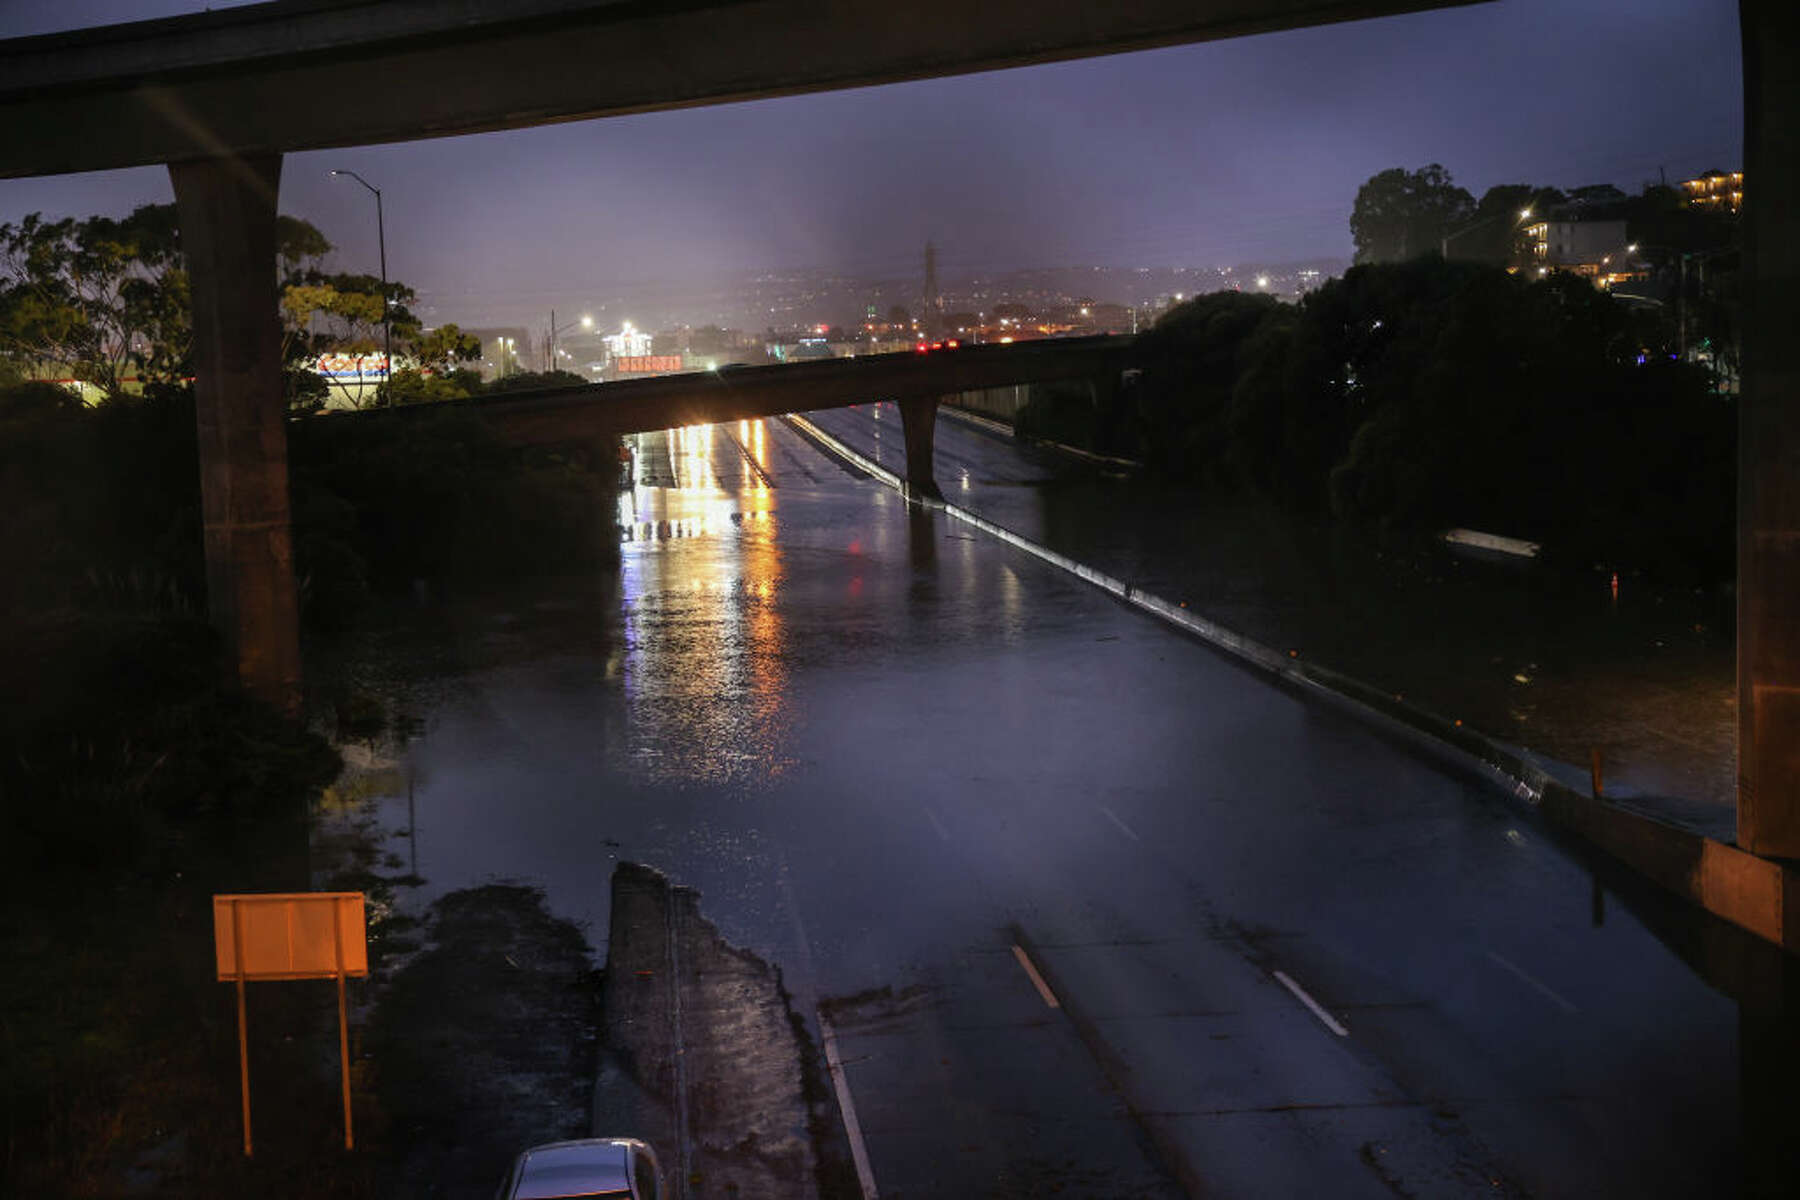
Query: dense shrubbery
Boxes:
[
  {"xmin": 1116, "ymin": 260, "xmax": 1732, "ymax": 583},
  {"xmin": 0, "ymin": 378, "xmax": 617, "ymax": 632},
  {"xmin": 477, "ymin": 368, "xmax": 589, "ymax": 395},
  {"xmin": 0, "ymin": 366, "xmax": 620, "ymax": 847},
  {"xmin": 289, "ymin": 405, "xmax": 615, "ymax": 626},
  {"xmin": 0, "ymin": 381, "xmax": 203, "ymax": 616},
  {"xmin": 0, "ymin": 613, "xmax": 339, "ymax": 873}
]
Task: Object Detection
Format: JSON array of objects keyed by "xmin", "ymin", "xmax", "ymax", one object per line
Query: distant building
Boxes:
[
  {"xmin": 602, "ymin": 323, "xmax": 653, "ymax": 360},
  {"xmin": 1563, "ymin": 183, "xmax": 1629, "ymax": 214},
  {"xmin": 613, "ymin": 354, "xmax": 684, "ymax": 377},
  {"xmin": 1680, "ymin": 169, "xmax": 1743, "ymax": 213},
  {"xmin": 770, "ymin": 335, "xmax": 846, "ymax": 363},
  {"xmin": 462, "ymin": 326, "xmax": 532, "ymax": 381},
  {"xmin": 1521, "ymin": 217, "xmax": 1640, "ymax": 288}
]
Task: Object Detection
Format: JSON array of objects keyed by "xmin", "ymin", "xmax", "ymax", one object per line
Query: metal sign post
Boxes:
[{"xmin": 213, "ymin": 893, "xmax": 370, "ymax": 1156}]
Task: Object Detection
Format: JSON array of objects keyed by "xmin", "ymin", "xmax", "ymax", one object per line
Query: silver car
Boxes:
[{"xmin": 497, "ymin": 1137, "xmax": 663, "ymax": 1200}]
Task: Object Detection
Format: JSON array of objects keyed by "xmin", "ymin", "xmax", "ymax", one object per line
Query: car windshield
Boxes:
[{"xmin": 514, "ymin": 1145, "xmax": 632, "ymax": 1200}]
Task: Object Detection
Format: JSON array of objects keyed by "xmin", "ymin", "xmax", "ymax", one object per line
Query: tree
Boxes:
[
  {"xmin": 410, "ymin": 323, "xmax": 482, "ymax": 375},
  {"xmin": 378, "ymin": 368, "xmax": 472, "ymax": 406},
  {"xmin": 280, "ymin": 271, "xmax": 421, "ymax": 409},
  {"xmin": 481, "ymin": 368, "xmax": 587, "ymax": 395},
  {"xmin": 1349, "ymin": 165, "xmax": 1475, "ymax": 264},
  {"xmin": 0, "ymin": 206, "xmax": 188, "ymax": 397},
  {"xmin": 1128, "ymin": 291, "xmax": 1287, "ymax": 483},
  {"xmin": 1440, "ymin": 184, "xmax": 1534, "ymax": 264},
  {"xmin": 0, "ymin": 205, "xmax": 342, "ymax": 404}
]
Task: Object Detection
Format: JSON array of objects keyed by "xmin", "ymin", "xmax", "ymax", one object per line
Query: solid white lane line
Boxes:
[
  {"xmin": 817, "ymin": 1011, "xmax": 880, "ymax": 1200},
  {"xmin": 1097, "ymin": 805, "xmax": 1141, "ymax": 842},
  {"xmin": 1012, "ymin": 943, "xmax": 1062, "ymax": 1009},
  {"xmin": 1486, "ymin": 951, "xmax": 1579, "ymax": 1014},
  {"xmin": 923, "ymin": 807, "xmax": 950, "ymax": 842},
  {"xmin": 1272, "ymin": 970, "xmax": 1349, "ymax": 1037}
]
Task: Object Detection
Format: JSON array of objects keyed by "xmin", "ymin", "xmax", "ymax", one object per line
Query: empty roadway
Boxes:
[{"xmin": 335, "ymin": 409, "xmax": 1766, "ymax": 1197}]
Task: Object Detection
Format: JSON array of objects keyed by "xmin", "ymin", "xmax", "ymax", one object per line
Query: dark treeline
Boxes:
[
  {"xmin": 0, "ymin": 372, "xmax": 615, "ymax": 879},
  {"xmin": 1026, "ymin": 258, "xmax": 1732, "ymax": 586},
  {"xmin": 0, "ymin": 200, "xmax": 618, "ymax": 1190},
  {"xmin": 0, "ymin": 374, "xmax": 621, "ymax": 1190},
  {"xmin": 0, "ymin": 379, "xmax": 614, "ymax": 631},
  {"xmin": 0, "ymin": 201, "xmax": 618, "ymax": 889}
]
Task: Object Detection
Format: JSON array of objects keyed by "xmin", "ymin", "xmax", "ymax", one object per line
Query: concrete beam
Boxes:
[
  {"xmin": 435, "ymin": 337, "xmax": 1133, "ymax": 447},
  {"xmin": 170, "ymin": 153, "xmax": 302, "ymax": 713},
  {"xmin": 1738, "ymin": 0, "xmax": 1800, "ymax": 858},
  {"xmin": 0, "ymin": 0, "xmax": 1487, "ymax": 178}
]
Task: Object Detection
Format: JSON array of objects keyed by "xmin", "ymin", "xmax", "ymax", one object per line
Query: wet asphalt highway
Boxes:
[{"xmin": 349, "ymin": 410, "xmax": 1772, "ymax": 1197}]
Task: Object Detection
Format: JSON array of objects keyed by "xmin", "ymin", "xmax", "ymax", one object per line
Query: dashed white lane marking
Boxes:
[
  {"xmin": 817, "ymin": 1011, "xmax": 881, "ymax": 1200},
  {"xmin": 922, "ymin": 807, "xmax": 950, "ymax": 842},
  {"xmin": 1486, "ymin": 951, "xmax": 1579, "ymax": 1014},
  {"xmin": 1273, "ymin": 970, "xmax": 1349, "ymax": 1037},
  {"xmin": 1012, "ymin": 943, "xmax": 1062, "ymax": 1009},
  {"xmin": 1097, "ymin": 805, "xmax": 1141, "ymax": 842}
]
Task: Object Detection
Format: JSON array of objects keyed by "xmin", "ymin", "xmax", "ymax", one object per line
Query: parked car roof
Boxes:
[{"xmin": 509, "ymin": 1139, "xmax": 635, "ymax": 1199}]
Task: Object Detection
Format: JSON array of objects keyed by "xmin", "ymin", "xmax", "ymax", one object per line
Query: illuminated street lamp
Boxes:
[
  {"xmin": 328, "ymin": 169, "xmax": 391, "ymax": 400},
  {"xmin": 546, "ymin": 310, "xmax": 593, "ymax": 371}
]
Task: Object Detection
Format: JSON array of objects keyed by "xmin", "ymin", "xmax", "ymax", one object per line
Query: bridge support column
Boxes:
[
  {"xmin": 1739, "ymin": 1, "xmax": 1800, "ymax": 858},
  {"xmin": 897, "ymin": 395, "xmax": 943, "ymax": 502},
  {"xmin": 169, "ymin": 153, "xmax": 302, "ymax": 713}
]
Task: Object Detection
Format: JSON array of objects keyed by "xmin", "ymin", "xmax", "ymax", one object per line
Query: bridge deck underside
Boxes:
[{"xmin": 0, "ymin": 1, "xmax": 1484, "ymax": 177}]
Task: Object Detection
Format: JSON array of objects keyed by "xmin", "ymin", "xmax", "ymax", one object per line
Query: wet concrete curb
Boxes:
[
  {"xmin": 601, "ymin": 863, "xmax": 836, "ymax": 1200},
  {"xmin": 785, "ymin": 413, "xmax": 1799, "ymax": 959}
]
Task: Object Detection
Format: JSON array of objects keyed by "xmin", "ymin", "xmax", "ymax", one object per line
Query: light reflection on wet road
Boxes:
[{"xmin": 342, "ymin": 412, "xmax": 1778, "ymax": 1198}]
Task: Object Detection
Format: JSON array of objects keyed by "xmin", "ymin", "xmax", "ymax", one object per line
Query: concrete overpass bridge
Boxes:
[
  {"xmin": 2, "ymin": 0, "xmax": 1798, "ymax": 875},
  {"xmin": 438, "ymin": 336, "xmax": 1134, "ymax": 497}
]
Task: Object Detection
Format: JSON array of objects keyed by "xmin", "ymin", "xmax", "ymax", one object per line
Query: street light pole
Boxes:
[
  {"xmin": 547, "ymin": 311, "xmax": 594, "ymax": 373},
  {"xmin": 1441, "ymin": 206, "xmax": 1534, "ymax": 261},
  {"xmin": 329, "ymin": 169, "xmax": 391, "ymax": 402}
]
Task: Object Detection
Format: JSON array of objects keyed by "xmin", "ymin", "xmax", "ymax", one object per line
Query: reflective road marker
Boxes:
[
  {"xmin": 1098, "ymin": 805, "xmax": 1141, "ymax": 841},
  {"xmin": 1012, "ymin": 943, "xmax": 1062, "ymax": 1009},
  {"xmin": 1486, "ymin": 950, "xmax": 1579, "ymax": 1014},
  {"xmin": 1273, "ymin": 969, "xmax": 1349, "ymax": 1037}
]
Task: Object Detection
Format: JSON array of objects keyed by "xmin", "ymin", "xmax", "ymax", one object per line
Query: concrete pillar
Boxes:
[
  {"xmin": 169, "ymin": 154, "xmax": 302, "ymax": 713},
  {"xmin": 897, "ymin": 395, "xmax": 943, "ymax": 502},
  {"xmin": 1738, "ymin": 1, "xmax": 1800, "ymax": 857}
]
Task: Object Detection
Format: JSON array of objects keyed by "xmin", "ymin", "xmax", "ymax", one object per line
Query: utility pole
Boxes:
[
  {"xmin": 923, "ymin": 240, "xmax": 942, "ymax": 339},
  {"xmin": 1679, "ymin": 254, "xmax": 1688, "ymax": 362}
]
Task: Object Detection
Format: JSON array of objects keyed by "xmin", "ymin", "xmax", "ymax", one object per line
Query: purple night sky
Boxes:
[{"xmin": 0, "ymin": 1, "xmax": 1743, "ymax": 328}]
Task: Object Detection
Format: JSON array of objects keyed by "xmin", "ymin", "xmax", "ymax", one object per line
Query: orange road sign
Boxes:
[
  {"xmin": 213, "ymin": 893, "xmax": 368, "ymax": 1156},
  {"xmin": 213, "ymin": 892, "xmax": 369, "ymax": 981}
]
